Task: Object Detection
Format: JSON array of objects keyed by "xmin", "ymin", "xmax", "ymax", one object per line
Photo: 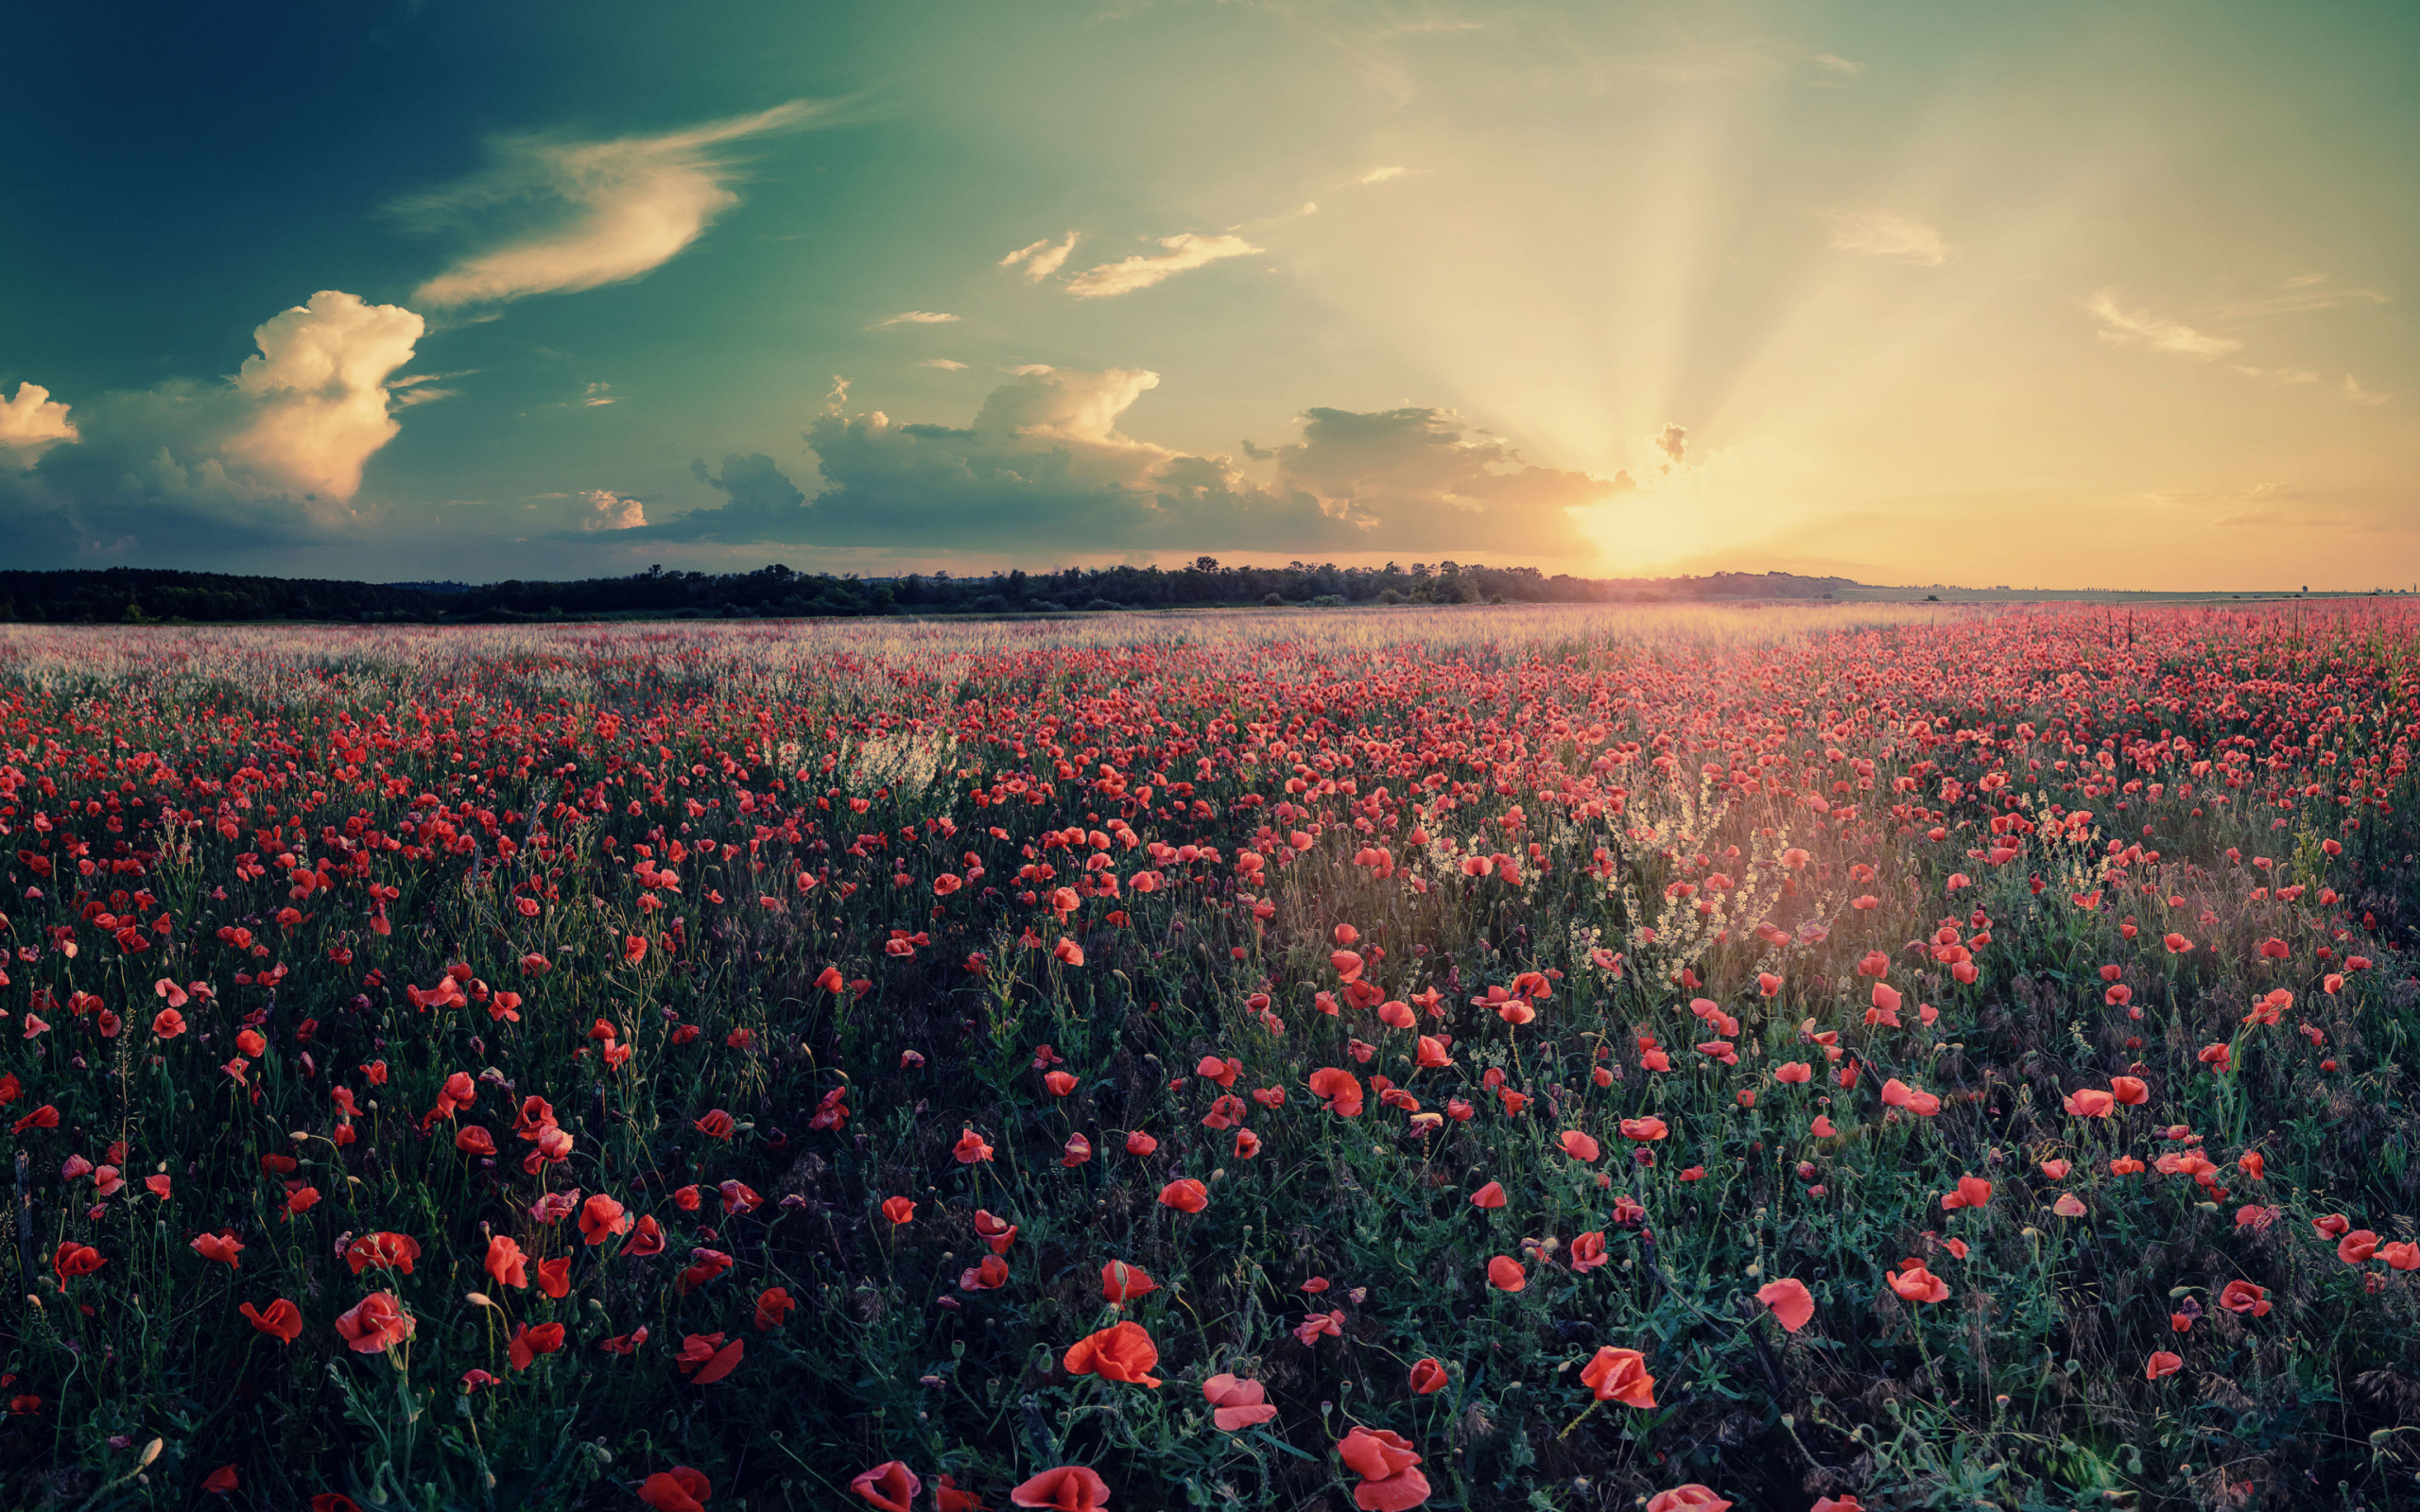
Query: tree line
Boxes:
[{"xmin": 0, "ymin": 561, "xmax": 1851, "ymax": 625}]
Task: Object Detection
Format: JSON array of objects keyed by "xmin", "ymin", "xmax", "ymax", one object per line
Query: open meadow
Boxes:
[{"xmin": 8, "ymin": 602, "xmax": 2420, "ymax": 1512}]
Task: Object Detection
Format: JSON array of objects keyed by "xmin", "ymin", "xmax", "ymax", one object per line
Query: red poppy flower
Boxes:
[
  {"xmin": 882, "ymin": 1196, "xmax": 916, "ymax": 1225},
  {"xmin": 1202, "ymin": 1373, "xmax": 1279, "ymax": 1431},
  {"xmin": 675, "ymin": 1332, "xmax": 745, "ymax": 1383},
  {"xmin": 240, "ymin": 1297, "xmax": 303, "ymax": 1344},
  {"xmin": 2219, "ymin": 1280, "xmax": 2271, "ymax": 1316},
  {"xmin": 191, "ymin": 1230, "xmax": 244, "ymax": 1268},
  {"xmin": 203, "ymin": 1465, "xmax": 239, "ymax": 1495},
  {"xmin": 343, "ymin": 1231, "xmax": 421, "ymax": 1277},
  {"xmin": 1887, "ymin": 1262, "xmax": 1948, "ymax": 1304},
  {"xmin": 2145, "ymin": 1350, "xmax": 2184, "ymax": 1381},
  {"xmin": 954, "ymin": 1128, "xmax": 994, "ymax": 1163},
  {"xmin": 1339, "ymin": 1426, "xmax": 1429, "ymax": 1511},
  {"xmin": 1009, "ymin": 1466, "xmax": 1111, "ymax": 1510},
  {"xmin": 508, "ymin": 1321, "xmax": 565, "ymax": 1370},
  {"xmin": 1755, "ymin": 1278, "xmax": 1814, "ymax": 1332},
  {"xmin": 52, "ymin": 1243, "xmax": 104, "ymax": 1283},
  {"xmin": 1101, "ymin": 1260, "xmax": 1157, "ymax": 1302},
  {"xmin": 334, "ymin": 1292, "xmax": 417, "ymax": 1353},
  {"xmin": 1618, "ymin": 1116, "xmax": 1668, "ymax": 1142},
  {"xmin": 1469, "ymin": 1180, "xmax": 1507, "ymax": 1209},
  {"xmin": 1645, "ymin": 1488, "xmax": 1731, "ymax": 1512},
  {"xmin": 1486, "ymin": 1255, "xmax": 1526, "ymax": 1292},
  {"xmin": 639, "ymin": 1468, "xmax": 713, "ymax": 1512},
  {"xmin": 1063, "ymin": 1320, "xmax": 1161, "ymax": 1386},
  {"xmin": 1157, "ymin": 1178, "xmax": 1207, "ymax": 1213},
  {"xmin": 850, "ymin": 1463, "xmax": 920, "ymax": 1512},
  {"xmin": 1579, "ymin": 1346, "xmax": 1656, "ymax": 1407}
]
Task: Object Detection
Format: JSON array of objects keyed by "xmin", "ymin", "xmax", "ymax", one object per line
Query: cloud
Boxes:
[
  {"xmin": 647, "ymin": 366, "xmax": 1625, "ymax": 554},
  {"xmin": 1652, "ymin": 423, "xmax": 1686, "ymax": 466},
  {"xmin": 1810, "ymin": 53, "xmax": 1865, "ymax": 78},
  {"xmin": 1359, "ymin": 165, "xmax": 1409, "ymax": 184},
  {"xmin": 1000, "ymin": 232, "xmax": 1080, "ymax": 281},
  {"xmin": 403, "ymin": 101, "xmax": 828, "ymax": 308},
  {"xmin": 1065, "ymin": 233, "xmax": 1262, "ymax": 299},
  {"xmin": 0, "ymin": 383, "xmax": 78, "ymax": 449},
  {"xmin": 874, "ymin": 311, "xmax": 960, "ymax": 327},
  {"xmin": 580, "ymin": 382, "xmax": 614, "ymax": 406},
  {"xmin": 2087, "ymin": 290, "xmax": 2243, "ymax": 361},
  {"xmin": 2217, "ymin": 275, "xmax": 2390, "ymax": 320},
  {"xmin": 579, "ymin": 489, "xmax": 648, "ymax": 530},
  {"xmin": 922, "ymin": 358, "xmax": 969, "ymax": 370},
  {"xmin": 2343, "ymin": 374, "xmax": 2391, "ymax": 406},
  {"xmin": 1821, "ymin": 208, "xmax": 1948, "ymax": 266},
  {"xmin": 222, "ymin": 290, "xmax": 424, "ymax": 500},
  {"xmin": 0, "ymin": 289, "xmax": 425, "ymax": 564}
]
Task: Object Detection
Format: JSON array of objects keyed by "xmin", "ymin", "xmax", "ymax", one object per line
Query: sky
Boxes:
[{"xmin": 1, "ymin": 0, "xmax": 2413, "ymax": 591}]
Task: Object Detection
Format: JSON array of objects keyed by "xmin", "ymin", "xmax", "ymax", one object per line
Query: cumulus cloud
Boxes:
[
  {"xmin": 647, "ymin": 366, "xmax": 1624, "ymax": 554},
  {"xmin": 0, "ymin": 383, "xmax": 78, "ymax": 449},
  {"xmin": 1065, "ymin": 233, "xmax": 1262, "ymax": 299},
  {"xmin": 579, "ymin": 489, "xmax": 648, "ymax": 530},
  {"xmin": 2087, "ymin": 290, "xmax": 2243, "ymax": 361},
  {"xmin": 1822, "ymin": 208, "xmax": 1948, "ymax": 266},
  {"xmin": 222, "ymin": 290, "xmax": 424, "ymax": 500},
  {"xmin": 0, "ymin": 290, "xmax": 424, "ymax": 564},
  {"xmin": 1000, "ymin": 232, "xmax": 1080, "ymax": 281},
  {"xmin": 1652, "ymin": 423, "xmax": 1686, "ymax": 466},
  {"xmin": 874, "ymin": 311, "xmax": 959, "ymax": 327},
  {"xmin": 403, "ymin": 101, "xmax": 828, "ymax": 308}
]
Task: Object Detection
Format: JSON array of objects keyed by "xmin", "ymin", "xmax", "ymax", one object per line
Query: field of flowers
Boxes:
[{"xmin": 7, "ymin": 602, "xmax": 2420, "ymax": 1512}]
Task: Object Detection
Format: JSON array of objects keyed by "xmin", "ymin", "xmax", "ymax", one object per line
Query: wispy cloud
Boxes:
[
  {"xmin": 2087, "ymin": 290, "xmax": 2243, "ymax": 361},
  {"xmin": 1821, "ymin": 208, "xmax": 1948, "ymax": 266},
  {"xmin": 1000, "ymin": 232, "xmax": 1080, "ymax": 281},
  {"xmin": 922, "ymin": 358, "xmax": 969, "ymax": 370},
  {"xmin": 1810, "ymin": 53, "xmax": 1865, "ymax": 79},
  {"xmin": 2216, "ymin": 274, "xmax": 2390, "ymax": 321},
  {"xmin": 402, "ymin": 100, "xmax": 834, "ymax": 308},
  {"xmin": 1358, "ymin": 165, "xmax": 1409, "ymax": 184},
  {"xmin": 2343, "ymin": 374, "xmax": 2391, "ymax": 406},
  {"xmin": 1065, "ymin": 232, "xmax": 1262, "ymax": 299},
  {"xmin": 874, "ymin": 311, "xmax": 960, "ymax": 327}
]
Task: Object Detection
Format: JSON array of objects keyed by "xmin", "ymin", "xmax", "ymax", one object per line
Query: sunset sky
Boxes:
[{"xmin": 2, "ymin": 1, "xmax": 2411, "ymax": 589}]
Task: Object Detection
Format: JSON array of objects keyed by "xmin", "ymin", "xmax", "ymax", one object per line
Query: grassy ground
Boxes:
[{"xmin": 4, "ymin": 603, "xmax": 2420, "ymax": 1512}]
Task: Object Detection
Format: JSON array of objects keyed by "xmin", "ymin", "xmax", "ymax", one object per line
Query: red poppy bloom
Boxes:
[
  {"xmin": 1469, "ymin": 1180, "xmax": 1507, "ymax": 1209},
  {"xmin": 1202, "ymin": 1373, "xmax": 1279, "ymax": 1431},
  {"xmin": 2218, "ymin": 1280, "xmax": 2271, "ymax": 1316},
  {"xmin": 203, "ymin": 1465, "xmax": 238, "ymax": 1495},
  {"xmin": 1579, "ymin": 1346, "xmax": 1656, "ymax": 1407},
  {"xmin": 191, "ymin": 1230, "xmax": 244, "ymax": 1268},
  {"xmin": 240, "ymin": 1297, "xmax": 303, "ymax": 1343},
  {"xmin": 954, "ymin": 1128, "xmax": 994, "ymax": 1163},
  {"xmin": 1101, "ymin": 1260, "xmax": 1157, "ymax": 1302},
  {"xmin": 485, "ymin": 1236, "xmax": 528, "ymax": 1289},
  {"xmin": 1646, "ymin": 1488, "xmax": 1732, "ymax": 1512},
  {"xmin": 1755, "ymin": 1278, "xmax": 1814, "ymax": 1332},
  {"xmin": 638, "ymin": 1468, "xmax": 713, "ymax": 1512},
  {"xmin": 850, "ymin": 1463, "xmax": 920, "ymax": 1512},
  {"xmin": 1618, "ymin": 1116, "xmax": 1668, "ymax": 1142},
  {"xmin": 882, "ymin": 1196, "xmax": 916, "ymax": 1225},
  {"xmin": 508, "ymin": 1321, "xmax": 565, "ymax": 1370},
  {"xmin": 579, "ymin": 1194, "xmax": 631, "ymax": 1246},
  {"xmin": 1063, "ymin": 1320, "xmax": 1161, "ymax": 1386},
  {"xmin": 334, "ymin": 1292, "xmax": 417, "ymax": 1352},
  {"xmin": 753, "ymin": 1287, "xmax": 796, "ymax": 1330},
  {"xmin": 1486, "ymin": 1255, "xmax": 1526, "ymax": 1292},
  {"xmin": 52, "ymin": 1243, "xmax": 105, "ymax": 1283},
  {"xmin": 1339, "ymin": 1426, "xmax": 1429, "ymax": 1511},
  {"xmin": 675, "ymin": 1332, "xmax": 745, "ymax": 1383},
  {"xmin": 2145, "ymin": 1350, "xmax": 2184, "ymax": 1381},
  {"xmin": 1887, "ymin": 1262, "xmax": 1948, "ymax": 1304},
  {"xmin": 1157, "ymin": 1178, "xmax": 1207, "ymax": 1213},
  {"xmin": 1409, "ymin": 1357, "xmax": 1448, "ymax": 1395},
  {"xmin": 1009, "ymin": 1466, "xmax": 1111, "ymax": 1510},
  {"xmin": 343, "ymin": 1231, "xmax": 421, "ymax": 1276}
]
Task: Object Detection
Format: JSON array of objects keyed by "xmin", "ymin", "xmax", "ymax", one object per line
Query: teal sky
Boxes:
[{"xmin": 2, "ymin": 1, "xmax": 2412, "ymax": 588}]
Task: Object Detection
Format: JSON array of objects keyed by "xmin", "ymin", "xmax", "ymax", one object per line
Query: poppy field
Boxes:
[{"xmin": 9, "ymin": 602, "xmax": 2420, "ymax": 1512}]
